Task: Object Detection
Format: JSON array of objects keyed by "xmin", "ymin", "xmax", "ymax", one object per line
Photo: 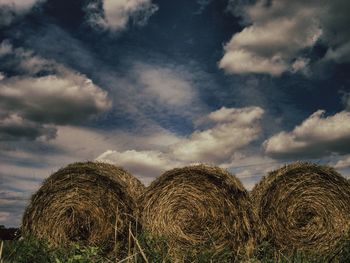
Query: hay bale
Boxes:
[
  {"xmin": 90, "ymin": 161, "xmax": 145, "ymax": 200},
  {"xmin": 251, "ymin": 162, "xmax": 350, "ymax": 256},
  {"xmin": 21, "ymin": 161, "xmax": 145, "ymax": 259},
  {"xmin": 138, "ymin": 165, "xmax": 257, "ymax": 259}
]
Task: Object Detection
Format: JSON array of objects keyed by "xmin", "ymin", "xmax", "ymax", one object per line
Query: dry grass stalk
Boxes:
[
  {"xmin": 21, "ymin": 161, "xmax": 145, "ymax": 259},
  {"xmin": 138, "ymin": 164, "xmax": 257, "ymax": 259},
  {"xmin": 251, "ymin": 162, "xmax": 350, "ymax": 256}
]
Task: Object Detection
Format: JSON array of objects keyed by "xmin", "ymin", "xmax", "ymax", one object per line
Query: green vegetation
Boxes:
[
  {"xmin": 0, "ymin": 238, "xmax": 105, "ymax": 263},
  {"xmin": 1, "ymin": 236, "xmax": 350, "ymax": 262}
]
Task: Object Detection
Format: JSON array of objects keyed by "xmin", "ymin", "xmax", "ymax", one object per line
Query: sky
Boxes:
[{"xmin": 1, "ymin": 0, "xmax": 350, "ymax": 227}]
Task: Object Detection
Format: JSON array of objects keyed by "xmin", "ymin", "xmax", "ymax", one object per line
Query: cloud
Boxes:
[
  {"xmin": 101, "ymin": 62, "xmax": 205, "ymax": 130},
  {"xmin": 0, "ymin": 124, "xmax": 182, "ymax": 218},
  {"xmin": 335, "ymin": 156, "xmax": 350, "ymax": 169},
  {"xmin": 0, "ymin": 0, "xmax": 40, "ymax": 10},
  {"xmin": 0, "ymin": 114, "xmax": 56, "ymax": 141},
  {"xmin": 228, "ymin": 155, "xmax": 282, "ymax": 191},
  {"xmin": 136, "ymin": 63, "xmax": 196, "ymax": 107},
  {"xmin": 264, "ymin": 110, "xmax": 350, "ymax": 159},
  {"xmin": 86, "ymin": 0, "xmax": 158, "ymax": 31},
  {"xmin": 45, "ymin": 124, "xmax": 182, "ymax": 167},
  {"xmin": 1, "ymin": 106, "xmax": 265, "ymax": 225},
  {"xmin": 220, "ymin": 1, "xmax": 321, "ymax": 76},
  {"xmin": 221, "ymin": 0, "xmax": 350, "ymax": 76},
  {"xmin": 0, "ymin": 42, "xmax": 111, "ymax": 141},
  {"xmin": 172, "ymin": 106, "xmax": 264, "ymax": 162},
  {"xmin": 0, "ymin": 40, "xmax": 13, "ymax": 56},
  {"xmin": 321, "ymin": 0, "xmax": 350, "ymax": 63},
  {"xmin": 96, "ymin": 150, "xmax": 179, "ymax": 180},
  {"xmin": 0, "ymin": 40, "xmax": 62, "ymax": 75},
  {"xmin": 97, "ymin": 106, "xmax": 265, "ymax": 180},
  {"xmin": 0, "ymin": 211, "xmax": 11, "ymax": 223},
  {"xmin": 0, "ymin": 162, "xmax": 49, "ymax": 226},
  {"xmin": 0, "ymin": 0, "xmax": 43, "ymax": 27},
  {"xmin": 0, "ymin": 74, "xmax": 111, "ymax": 124}
]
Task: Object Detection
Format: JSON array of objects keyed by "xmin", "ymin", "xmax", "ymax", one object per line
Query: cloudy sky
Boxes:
[{"xmin": 1, "ymin": 0, "xmax": 350, "ymax": 227}]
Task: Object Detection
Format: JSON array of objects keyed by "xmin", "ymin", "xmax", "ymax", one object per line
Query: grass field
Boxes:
[{"xmin": 1, "ymin": 235, "xmax": 350, "ymax": 263}]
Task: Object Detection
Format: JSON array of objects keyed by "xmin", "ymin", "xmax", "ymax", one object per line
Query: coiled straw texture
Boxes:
[
  {"xmin": 21, "ymin": 161, "xmax": 145, "ymax": 259},
  {"xmin": 251, "ymin": 162, "xmax": 350, "ymax": 256},
  {"xmin": 138, "ymin": 165, "xmax": 256, "ymax": 260}
]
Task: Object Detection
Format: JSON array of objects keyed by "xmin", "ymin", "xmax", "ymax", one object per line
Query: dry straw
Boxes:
[
  {"xmin": 251, "ymin": 162, "xmax": 350, "ymax": 256},
  {"xmin": 138, "ymin": 165, "xmax": 257, "ymax": 260},
  {"xmin": 21, "ymin": 161, "xmax": 145, "ymax": 259}
]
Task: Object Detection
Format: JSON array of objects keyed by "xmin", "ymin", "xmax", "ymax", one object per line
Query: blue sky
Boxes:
[{"xmin": 1, "ymin": 0, "xmax": 350, "ymax": 227}]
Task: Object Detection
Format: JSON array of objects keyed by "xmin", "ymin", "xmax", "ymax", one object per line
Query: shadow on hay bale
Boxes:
[
  {"xmin": 251, "ymin": 162, "xmax": 350, "ymax": 257},
  {"xmin": 21, "ymin": 161, "xmax": 145, "ymax": 259},
  {"xmin": 138, "ymin": 165, "xmax": 257, "ymax": 260}
]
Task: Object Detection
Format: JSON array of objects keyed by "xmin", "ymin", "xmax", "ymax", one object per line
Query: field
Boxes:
[
  {"xmin": 2, "ymin": 162, "xmax": 350, "ymax": 262},
  {"xmin": 1, "ymin": 234, "xmax": 350, "ymax": 262}
]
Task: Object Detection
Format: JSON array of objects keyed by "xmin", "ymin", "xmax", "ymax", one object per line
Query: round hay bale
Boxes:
[
  {"xmin": 21, "ymin": 161, "xmax": 145, "ymax": 259},
  {"xmin": 251, "ymin": 162, "xmax": 350, "ymax": 256},
  {"xmin": 138, "ymin": 165, "xmax": 257, "ymax": 259},
  {"xmin": 91, "ymin": 161, "xmax": 145, "ymax": 200}
]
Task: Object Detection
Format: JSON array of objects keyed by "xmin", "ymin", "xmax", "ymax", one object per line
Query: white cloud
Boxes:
[
  {"xmin": 106, "ymin": 62, "xmax": 205, "ymax": 122},
  {"xmin": 96, "ymin": 106, "xmax": 265, "ymax": 181},
  {"xmin": 0, "ymin": 42, "xmax": 112, "ymax": 140},
  {"xmin": 137, "ymin": 64, "xmax": 196, "ymax": 107},
  {"xmin": 47, "ymin": 125, "xmax": 182, "ymax": 167},
  {"xmin": 264, "ymin": 110, "xmax": 350, "ymax": 158},
  {"xmin": 219, "ymin": 153, "xmax": 282, "ymax": 191},
  {"xmin": 172, "ymin": 106, "xmax": 264, "ymax": 162},
  {"xmin": 96, "ymin": 150, "xmax": 179, "ymax": 180},
  {"xmin": 291, "ymin": 57, "xmax": 310, "ymax": 74},
  {"xmin": 219, "ymin": 48, "xmax": 288, "ymax": 76},
  {"xmin": 335, "ymin": 156, "xmax": 350, "ymax": 169},
  {"xmin": 221, "ymin": 0, "xmax": 350, "ymax": 76},
  {"xmin": 324, "ymin": 43, "xmax": 350, "ymax": 63},
  {"xmin": 86, "ymin": 0, "xmax": 158, "ymax": 31},
  {"xmin": 0, "ymin": 74, "xmax": 111, "ymax": 124}
]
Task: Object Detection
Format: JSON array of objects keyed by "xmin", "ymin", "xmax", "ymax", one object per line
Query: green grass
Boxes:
[
  {"xmin": 1, "ymin": 236, "xmax": 350, "ymax": 263},
  {"xmin": 0, "ymin": 238, "xmax": 106, "ymax": 263}
]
